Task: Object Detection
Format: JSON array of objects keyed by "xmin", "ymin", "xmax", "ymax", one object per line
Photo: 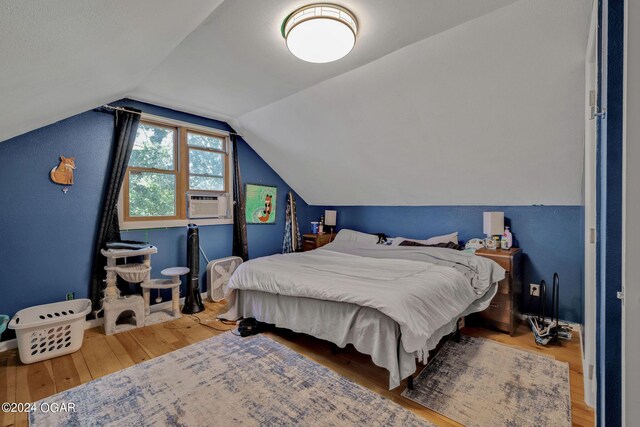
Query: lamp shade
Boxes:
[
  {"xmin": 483, "ymin": 212, "xmax": 504, "ymax": 236},
  {"xmin": 324, "ymin": 210, "xmax": 337, "ymax": 227}
]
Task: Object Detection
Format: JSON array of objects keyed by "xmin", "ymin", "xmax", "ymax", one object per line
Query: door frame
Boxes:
[
  {"xmin": 622, "ymin": 0, "xmax": 635, "ymax": 423},
  {"xmin": 583, "ymin": 0, "xmax": 598, "ymax": 409}
]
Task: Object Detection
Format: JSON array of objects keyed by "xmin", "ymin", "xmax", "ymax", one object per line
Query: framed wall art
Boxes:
[{"xmin": 245, "ymin": 184, "xmax": 277, "ymax": 224}]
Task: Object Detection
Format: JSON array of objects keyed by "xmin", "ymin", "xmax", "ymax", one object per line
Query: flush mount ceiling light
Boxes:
[{"xmin": 282, "ymin": 3, "xmax": 358, "ymax": 63}]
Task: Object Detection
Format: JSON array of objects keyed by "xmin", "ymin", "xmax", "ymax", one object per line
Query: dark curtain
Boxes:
[
  {"xmin": 283, "ymin": 191, "xmax": 302, "ymax": 253},
  {"xmin": 231, "ymin": 134, "xmax": 249, "ymax": 261},
  {"xmin": 90, "ymin": 108, "xmax": 141, "ymax": 311}
]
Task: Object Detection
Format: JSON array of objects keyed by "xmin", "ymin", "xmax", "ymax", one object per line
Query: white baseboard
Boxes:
[
  {"xmin": 0, "ymin": 338, "xmax": 17, "ymax": 353},
  {"xmin": 578, "ymin": 324, "xmax": 596, "ymax": 408},
  {"xmin": 0, "ymin": 292, "xmax": 210, "ymax": 354}
]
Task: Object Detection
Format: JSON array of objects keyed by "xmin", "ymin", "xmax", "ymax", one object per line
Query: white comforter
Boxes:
[{"xmin": 225, "ymin": 242, "xmax": 505, "ymax": 354}]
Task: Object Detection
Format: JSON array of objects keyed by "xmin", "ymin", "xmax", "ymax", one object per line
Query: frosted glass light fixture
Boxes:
[{"xmin": 282, "ymin": 4, "xmax": 358, "ymax": 63}]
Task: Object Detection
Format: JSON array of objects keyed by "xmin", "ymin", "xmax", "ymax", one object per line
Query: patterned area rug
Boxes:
[
  {"xmin": 402, "ymin": 335, "xmax": 571, "ymax": 427},
  {"xmin": 31, "ymin": 333, "xmax": 433, "ymax": 427}
]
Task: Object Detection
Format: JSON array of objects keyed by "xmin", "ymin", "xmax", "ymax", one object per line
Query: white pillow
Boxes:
[
  {"xmin": 391, "ymin": 232, "xmax": 459, "ymax": 246},
  {"xmin": 333, "ymin": 229, "xmax": 379, "ymax": 244},
  {"xmin": 425, "ymin": 232, "xmax": 459, "ymax": 245}
]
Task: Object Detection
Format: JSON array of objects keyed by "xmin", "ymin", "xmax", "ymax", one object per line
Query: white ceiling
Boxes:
[
  {"xmin": 131, "ymin": 0, "xmax": 515, "ymax": 117},
  {"xmin": 1, "ymin": 0, "xmax": 591, "ymax": 206},
  {"xmin": 234, "ymin": 0, "xmax": 592, "ymax": 205},
  {"xmin": 0, "ymin": 0, "xmax": 223, "ymax": 142}
]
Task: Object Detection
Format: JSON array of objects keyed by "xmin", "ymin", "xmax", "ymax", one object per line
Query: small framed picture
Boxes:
[{"xmin": 245, "ymin": 184, "xmax": 277, "ymax": 224}]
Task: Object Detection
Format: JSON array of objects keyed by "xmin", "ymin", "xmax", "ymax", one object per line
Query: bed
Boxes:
[{"xmin": 221, "ymin": 230, "xmax": 505, "ymax": 389}]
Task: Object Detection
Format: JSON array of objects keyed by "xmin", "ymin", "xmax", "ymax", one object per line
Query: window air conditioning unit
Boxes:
[{"xmin": 187, "ymin": 193, "xmax": 229, "ymax": 219}]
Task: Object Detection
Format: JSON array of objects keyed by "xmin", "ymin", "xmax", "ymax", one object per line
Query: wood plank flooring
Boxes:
[{"xmin": 0, "ymin": 301, "xmax": 594, "ymax": 427}]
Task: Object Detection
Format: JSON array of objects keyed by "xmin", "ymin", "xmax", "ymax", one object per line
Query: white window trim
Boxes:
[{"xmin": 118, "ymin": 113, "xmax": 235, "ymax": 231}]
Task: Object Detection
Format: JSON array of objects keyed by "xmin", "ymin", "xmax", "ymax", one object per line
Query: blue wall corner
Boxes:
[
  {"xmin": 330, "ymin": 205, "xmax": 584, "ymax": 323},
  {"xmin": 0, "ymin": 110, "xmax": 116, "ymax": 323},
  {"xmin": 0, "ymin": 99, "xmax": 314, "ymax": 338},
  {"xmin": 117, "ymin": 100, "xmax": 315, "ymax": 295},
  {"xmin": 0, "ymin": 97, "xmax": 586, "ymax": 349}
]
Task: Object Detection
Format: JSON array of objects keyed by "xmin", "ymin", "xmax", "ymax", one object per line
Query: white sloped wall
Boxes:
[{"xmin": 235, "ymin": 0, "xmax": 591, "ymax": 206}]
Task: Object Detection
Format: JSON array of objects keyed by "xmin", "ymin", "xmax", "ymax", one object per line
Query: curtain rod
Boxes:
[{"xmin": 100, "ymin": 105, "xmax": 243, "ymax": 137}]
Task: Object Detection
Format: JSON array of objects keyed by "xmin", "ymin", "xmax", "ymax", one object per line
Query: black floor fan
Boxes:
[{"xmin": 182, "ymin": 224, "xmax": 205, "ymax": 314}]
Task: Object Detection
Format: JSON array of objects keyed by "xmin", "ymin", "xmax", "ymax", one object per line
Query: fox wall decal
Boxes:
[{"xmin": 50, "ymin": 156, "xmax": 76, "ymax": 185}]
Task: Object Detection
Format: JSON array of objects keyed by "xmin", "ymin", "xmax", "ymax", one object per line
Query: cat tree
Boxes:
[
  {"xmin": 101, "ymin": 246, "xmax": 188, "ymax": 335},
  {"xmin": 141, "ymin": 267, "xmax": 189, "ymax": 318}
]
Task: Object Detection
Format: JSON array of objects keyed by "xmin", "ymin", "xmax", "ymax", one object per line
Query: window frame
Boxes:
[
  {"xmin": 119, "ymin": 114, "xmax": 234, "ymax": 230},
  {"xmin": 184, "ymin": 129, "xmax": 229, "ymax": 194},
  {"xmin": 123, "ymin": 119, "xmax": 181, "ymax": 223}
]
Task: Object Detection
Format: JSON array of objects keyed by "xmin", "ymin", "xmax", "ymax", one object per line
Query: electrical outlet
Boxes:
[{"xmin": 529, "ymin": 284, "xmax": 540, "ymax": 297}]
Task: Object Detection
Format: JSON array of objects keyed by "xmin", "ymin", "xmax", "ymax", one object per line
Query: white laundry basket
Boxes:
[{"xmin": 8, "ymin": 299, "xmax": 92, "ymax": 364}]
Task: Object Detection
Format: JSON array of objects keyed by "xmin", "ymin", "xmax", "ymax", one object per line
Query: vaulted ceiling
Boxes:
[
  {"xmin": 0, "ymin": 0, "xmax": 592, "ymax": 205},
  {"xmin": 131, "ymin": 0, "xmax": 516, "ymax": 117},
  {"xmin": 0, "ymin": 0, "xmax": 223, "ymax": 142}
]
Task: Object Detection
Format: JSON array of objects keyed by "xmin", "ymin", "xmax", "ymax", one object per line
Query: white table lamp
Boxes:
[
  {"xmin": 325, "ymin": 210, "xmax": 337, "ymax": 236},
  {"xmin": 324, "ymin": 210, "xmax": 337, "ymax": 227},
  {"xmin": 483, "ymin": 212, "xmax": 504, "ymax": 237}
]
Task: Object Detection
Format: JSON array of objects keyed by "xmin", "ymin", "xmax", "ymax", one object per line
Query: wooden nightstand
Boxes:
[
  {"xmin": 302, "ymin": 233, "xmax": 335, "ymax": 251},
  {"xmin": 475, "ymin": 248, "xmax": 523, "ymax": 336}
]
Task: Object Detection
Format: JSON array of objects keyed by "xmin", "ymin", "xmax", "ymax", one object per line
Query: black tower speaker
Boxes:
[{"xmin": 182, "ymin": 224, "xmax": 205, "ymax": 314}]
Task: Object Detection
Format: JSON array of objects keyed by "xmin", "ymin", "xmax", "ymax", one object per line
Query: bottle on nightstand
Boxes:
[{"xmin": 501, "ymin": 227, "xmax": 513, "ymax": 249}]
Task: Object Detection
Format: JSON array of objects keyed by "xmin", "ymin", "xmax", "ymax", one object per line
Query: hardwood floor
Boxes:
[{"xmin": 0, "ymin": 301, "xmax": 594, "ymax": 427}]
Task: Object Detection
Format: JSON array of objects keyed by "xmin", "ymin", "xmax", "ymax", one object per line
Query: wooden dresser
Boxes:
[
  {"xmin": 302, "ymin": 233, "xmax": 336, "ymax": 251},
  {"xmin": 475, "ymin": 248, "xmax": 523, "ymax": 336}
]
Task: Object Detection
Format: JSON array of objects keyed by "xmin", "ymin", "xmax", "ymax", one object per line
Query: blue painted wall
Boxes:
[
  {"xmin": 329, "ymin": 205, "xmax": 583, "ymax": 323},
  {"xmin": 116, "ymin": 100, "xmax": 317, "ymax": 297},
  {"xmin": 596, "ymin": 0, "xmax": 624, "ymax": 424},
  {"xmin": 0, "ymin": 100, "xmax": 313, "ymax": 341},
  {"xmin": 0, "ymin": 97, "xmax": 586, "ymax": 347}
]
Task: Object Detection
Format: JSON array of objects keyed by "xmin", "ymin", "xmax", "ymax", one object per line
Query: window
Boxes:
[
  {"xmin": 125, "ymin": 122, "xmax": 178, "ymax": 219},
  {"xmin": 121, "ymin": 118, "xmax": 231, "ymax": 227},
  {"xmin": 187, "ymin": 131, "xmax": 226, "ymax": 192}
]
